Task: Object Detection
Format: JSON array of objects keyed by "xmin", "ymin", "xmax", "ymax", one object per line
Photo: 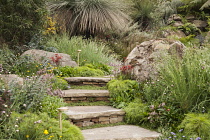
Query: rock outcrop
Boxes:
[
  {"xmin": 21, "ymin": 49, "xmax": 78, "ymax": 67},
  {"xmin": 124, "ymin": 39, "xmax": 185, "ymax": 82}
]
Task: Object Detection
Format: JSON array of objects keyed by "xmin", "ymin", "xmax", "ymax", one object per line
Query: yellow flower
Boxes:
[
  {"xmin": 44, "ymin": 130, "xmax": 49, "ymax": 135},
  {"xmin": 27, "ymin": 70, "xmax": 30, "ymax": 72},
  {"xmin": 60, "ymin": 136, "xmax": 62, "ymax": 138},
  {"xmin": 26, "ymin": 135, "xmax": 29, "ymax": 138}
]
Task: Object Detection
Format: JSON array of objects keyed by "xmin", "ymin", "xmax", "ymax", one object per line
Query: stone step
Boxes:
[
  {"xmin": 64, "ymin": 77, "xmax": 111, "ymax": 86},
  {"xmin": 63, "ymin": 106, "xmax": 125, "ymax": 127},
  {"xmin": 82, "ymin": 125, "xmax": 161, "ymax": 140},
  {"xmin": 63, "ymin": 89, "xmax": 110, "ymax": 103}
]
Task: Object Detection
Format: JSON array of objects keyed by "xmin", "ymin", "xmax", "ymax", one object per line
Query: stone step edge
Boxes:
[
  {"xmin": 63, "ymin": 89, "xmax": 109, "ymax": 97},
  {"xmin": 64, "ymin": 77, "xmax": 111, "ymax": 83},
  {"xmin": 65, "ymin": 110, "xmax": 125, "ymax": 120}
]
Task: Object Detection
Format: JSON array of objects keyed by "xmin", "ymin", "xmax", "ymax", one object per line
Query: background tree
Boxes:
[{"xmin": 0, "ymin": 0, "xmax": 47, "ymax": 50}]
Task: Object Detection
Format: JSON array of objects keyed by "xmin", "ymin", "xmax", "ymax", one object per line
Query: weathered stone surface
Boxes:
[
  {"xmin": 161, "ymin": 29, "xmax": 186, "ymax": 39},
  {"xmin": 64, "ymin": 106, "xmax": 125, "ymax": 120},
  {"xmin": 21, "ymin": 49, "xmax": 77, "ymax": 67},
  {"xmin": 100, "ymin": 121, "xmax": 110, "ymax": 124},
  {"xmin": 172, "ymin": 21, "xmax": 184, "ymax": 27},
  {"xmin": 192, "ymin": 20, "xmax": 208, "ymax": 28},
  {"xmin": 99, "ymin": 117, "xmax": 110, "ymax": 122},
  {"xmin": 71, "ymin": 97, "xmax": 87, "ymax": 101},
  {"xmin": 0, "ymin": 74, "xmax": 24, "ymax": 85},
  {"xmin": 124, "ymin": 39, "xmax": 185, "ymax": 81},
  {"xmin": 168, "ymin": 14, "xmax": 182, "ymax": 23},
  {"xmin": 83, "ymin": 121, "xmax": 94, "ymax": 127},
  {"xmin": 64, "ymin": 77, "xmax": 111, "ymax": 83},
  {"xmin": 63, "ymin": 89, "xmax": 109, "ymax": 97},
  {"xmin": 82, "ymin": 125, "xmax": 161, "ymax": 140},
  {"xmin": 186, "ymin": 15, "xmax": 196, "ymax": 21}
]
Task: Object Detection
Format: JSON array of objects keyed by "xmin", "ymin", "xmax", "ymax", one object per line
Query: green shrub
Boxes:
[
  {"xmin": 51, "ymin": 77, "xmax": 69, "ymax": 90},
  {"xmin": 178, "ymin": 113, "xmax": 210, "ymax": 139},
  {"xmin": 124, "ymin": 99, "xmax": 149, "ymax": 125},
  {"xmin": 54, "ymin": 66, "xmax": 104, "ymax": 77},
  {"xmin": 0, "ymin": 112, "xmax": 84, "ymax": 140},
  {"xmin": 45, "ymin": 34, "xmax": 119, "ymax": 66},
  {"xmin": 107, "ymin": 79, "xmax": 140, "ymax": 108},
  {"xmin": 40, "ymin": 95, "xmax": 67, "ymax": 119}
]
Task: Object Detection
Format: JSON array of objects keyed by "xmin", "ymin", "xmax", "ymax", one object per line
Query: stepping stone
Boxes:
[
  {"xmin": 64, "ymin": 106, "xmax": 125, "ymax": 127},
  {"xmin": 64, "ymin": 77, "xmax": 111, "ymax": 86},
  {"xmin": 82, "ymin": 125, "xmax": 161, "ymax": 140},
  {"xmin": 63, "ymin": 89, "xmax": 110, "ymax": 102}
]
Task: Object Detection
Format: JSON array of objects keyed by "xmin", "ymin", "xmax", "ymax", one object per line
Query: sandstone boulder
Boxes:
[
  {"xmin": 124, "ymin": 39, "xmax": 185, "ymax": 82},
  {"xmin": 21, "ymin": 49, "xmax": 78, "ymax": 67},
  {"xmin": 0, "ymin": 74, "xmax": 24, "ymax": 85}
]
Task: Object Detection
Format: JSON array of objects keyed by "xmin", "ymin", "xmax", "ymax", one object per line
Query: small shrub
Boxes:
[
  {"xmin": 178, "ymin": 113, "xmax": 210, "ymax": 139},
  {"xmin": 0, "ymin": 112, "xmax": 84, "ymax": 140},
  {"xmin": 12, "ymin": 55, "xmax": 45, "ymax": 76},
  {"xmin": 40, "ymin": 95, "xmax": 67, "ymax": 119},
  {"xmin": 107, "ymin": 79, "xmax": 140, "ymax": 108},
  {"xmin": 9, "ymin": 75, "xmax": 51, "ymax": 113},
  {"xmin": 53, "ymin": 66, "xmax": 104, "ymax": 77},
  {"xmin": 124, "ymin": 99, "xmax": 149, "ymax": 125},
  {"xmin": 51, "ymin": 77, "xmax": 69, "ymax": 90}
]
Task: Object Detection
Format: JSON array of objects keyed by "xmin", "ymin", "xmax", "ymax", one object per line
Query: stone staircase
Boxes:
[
  {"xmin": 62, "ymin": 77, "xmax": 124, "ymax": 127},
  {"xmin": 61, "ymin": 77, "xmax": 161, "ymax": 140}
]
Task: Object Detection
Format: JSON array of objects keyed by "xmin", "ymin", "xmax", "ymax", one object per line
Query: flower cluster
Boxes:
[{"xmin": 50, "ymin": 54, "xmax": 62, "ymax": 66}]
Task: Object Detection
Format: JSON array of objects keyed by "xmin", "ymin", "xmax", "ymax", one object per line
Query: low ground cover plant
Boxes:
[
  {"xmin": 0, "ymin": 112, "xmax": 84, "ymax": 140},
  {"xmin": 107, "ymin": 79, "xmax": 140, "ymax": 108}
]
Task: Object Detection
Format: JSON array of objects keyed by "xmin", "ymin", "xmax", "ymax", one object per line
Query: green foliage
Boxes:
[
  {"xmin": 0, "ymin": 112, "xmax": 84, "ymax": 140},
  {"xmin": 177, "ymin": 22, "xmax": 200, "ymax": 36},
  {"xmin": 54, "ymin": 66, "xmax": 104, "ymax": 77},
  {"xmin": 0, "ymin": 0, "xmax": 47, "ymax": 47},
  {"xmin": 45, "ymin": 34, "xmax": 119, "ymax": 65},
  {"xmin": 0, "ymin": 46, "xmax": 17, "ymax": 74},
  {"xmin": 107, "ymin": 79, "xmax": 140, "ymax": 108},
  {"xmin": 131, "ymin": 0, "xmax": 157, "ymax": 29},
  {"xmin": 84, "ymin": 63, "xmax": 111, "ymax": 75},
  {"xmin": 179, "ymin": 35, "xmax": 200, "ymax": 47},
  {"xmin": 178, "ymin": 113, "xmax": 210, "ymax": 139},
  {"xmin": 12, "ymin": 55, "xmax": 44, "ymax": 77},
  {"xmin": 48, "ymin": 0, "xmax": 129, "ymax": 37},
  {"xmin": 40, "ymin": 95, "xmax": 67, "ymax": 119},
  {"xmin": 51, "ymin": 77, "xmax": 69, "ymax": 90},
  {"xmin": 124, "ymin": 99, "xmax": 149, "ymax": 125},
  {"xmin": 9, "ymin": 75, "xmax": 51, "ymax": 113},
  {"xmin": 143, "ymin": 48, "xmax": 210, "ymax": 113}
]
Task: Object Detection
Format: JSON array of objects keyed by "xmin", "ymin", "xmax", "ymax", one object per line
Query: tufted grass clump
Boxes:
[
  {"xmin": 45, "ymin": 34, "xmax": 119, "ymax": 66},
  {"xmin": 143, "ymin": 48, "xmax": 210, "ymax": 113}
]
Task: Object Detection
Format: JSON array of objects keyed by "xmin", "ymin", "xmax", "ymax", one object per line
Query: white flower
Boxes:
[
  {"xmin": 4, "ymin": 104, "xmax": 8, "ymax": 107},
  {"xmin": 15, "ymin": 125, "xmax": 18, "ymax": 127},
  {"xmin": 23, "ymin": 104, "xmax": 26, "ymax": 107},
  {"xmin": 16, "ymin": 130, "xmax": 19, "ymax": 132}
]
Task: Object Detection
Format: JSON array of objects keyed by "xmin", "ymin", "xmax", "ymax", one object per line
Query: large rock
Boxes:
[
  {"xmin": 21, "ymin": 49, "xmax": 78, "ymax": 67},
  {"xmin": 0, "ymin": 74, "xmax": 24, "ymax": 85},
  {"xmin": 192, "ymin": 20, "xmax": 208, "ymax": 29},
  {"xmin": 124, "ymin": 39, "xmax": 185, "ymax": 82}
]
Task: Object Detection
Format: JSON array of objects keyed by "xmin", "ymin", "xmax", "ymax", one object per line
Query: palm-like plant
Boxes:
[{"xmin": 48, "ymin": 0, "xmax": 130, "ymax": 37}]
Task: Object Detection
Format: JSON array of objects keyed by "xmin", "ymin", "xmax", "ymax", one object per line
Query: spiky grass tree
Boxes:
[{"xmin": 48, "ymin": 0, "xmax": 130, "ymax": 37}]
